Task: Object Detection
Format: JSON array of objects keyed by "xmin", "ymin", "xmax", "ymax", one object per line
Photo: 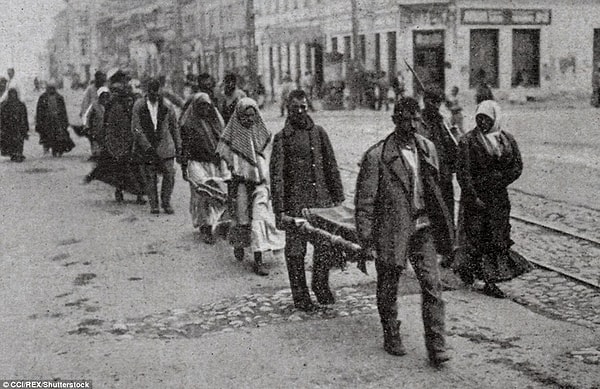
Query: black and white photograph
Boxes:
[{"xmin": 0, "ymin": 0, "xmax": 599, "ymax": 387}]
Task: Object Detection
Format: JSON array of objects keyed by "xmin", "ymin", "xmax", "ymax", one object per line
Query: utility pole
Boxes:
[
  {"xmin": 349, "ymin": 0, "xmax": 361, "ymax": 109},
  {"xmin": 246, "ymin": 0, "xmax": 258, "ymax": 97},
  {"xmin": 172, "ymin": 0, "xmax": 185, "ymax": 96}
]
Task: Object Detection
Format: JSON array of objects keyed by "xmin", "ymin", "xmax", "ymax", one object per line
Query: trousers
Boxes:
[
  {"xmin": 375, "ymin": 229, "xmax": 446, "ymax": 353},
  {"xmin": 140, "ymin": 158, "xmax": 175, "ymax": 209},
  {"xmin": 284, "ymin": 229, "xmax": 332, "ymax": 304}
]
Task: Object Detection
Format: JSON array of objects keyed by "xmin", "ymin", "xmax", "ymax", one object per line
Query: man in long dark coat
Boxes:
[
  {"xmin": 35, "ymin": 81, "xmax": 74, "ymax": 156},
  {"xmin": 270, "ymin": 89, "xmax": 345, "ymax": 311},
  {"xmin": 0, "ymin": 88, "xmax": 28, "ymax": 162},
  {"xmin": 355, "ymin": 97, "xmax": 453, "ymax": 366},
  {"xmin": 422, "ymin": 89, "xmax": 459, "ymax": 225}
]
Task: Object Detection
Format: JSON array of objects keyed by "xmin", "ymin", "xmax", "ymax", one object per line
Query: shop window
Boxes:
[
  {"xmin": 470, "ymin": 29, "xmax": 499, "ymax": 88},
  {"xmin": 512, "ymin": 29, "xmax": 540, "ymax": 87},
  {"xmin": 331, "ymin": 37, "xmax": 338, "ymax": 52},
  {"xmin": 344, "ymin": 36, "xmax": 352, "ymax": 59},
  {"xmin": 387, "ymin": 31, "xmax": 397, "ymax": 78},
  {"xmin": 359, "ymin": 34, "xmax": 366, "ymax": 65}
]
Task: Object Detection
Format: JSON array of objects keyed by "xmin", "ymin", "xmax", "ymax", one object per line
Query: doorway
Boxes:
[{"xmin": 413, "ymin": 30, "xmax": 445, "ymax": 91}]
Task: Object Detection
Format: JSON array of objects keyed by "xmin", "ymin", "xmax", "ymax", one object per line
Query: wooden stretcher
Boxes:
[{"xmin": 281, "ymin": 205, "xmax": 371, "ymax": 274}]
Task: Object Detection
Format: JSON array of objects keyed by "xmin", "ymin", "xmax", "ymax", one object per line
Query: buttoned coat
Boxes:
[
  {"xmin": 270, "ymin": 120, "xmax": 345, "ymax": 217},
  {"xmin": 131, "ymin": 97, "xmax": 181, "ymax": 161},
  {"xmin": 355, "ymin": 132, "xmax": 454, "ymax": 267}
]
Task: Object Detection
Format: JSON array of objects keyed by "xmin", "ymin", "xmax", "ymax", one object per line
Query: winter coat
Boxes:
[
  {"xmin": 270, "ymin": 120, "xmax": 344, "ymax": 217},
  {"xmin": 131, "ymin": 97, "xmax": 181, "ymax": 161},
  {"xmin": 354, "ymin": 132, "xmax": 454, "ymax": 267}
]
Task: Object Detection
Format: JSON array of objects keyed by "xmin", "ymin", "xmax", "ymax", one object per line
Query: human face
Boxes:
[
  {"xmin": 238, "ymin": 106, "xmax": 257, "ymax": 129},
  {"xmin": 148, "ymin": 87, "xmax": 160, "ymax": 103},
  {"xmin": 394, "ymin": 110, "xmax": 422, "ymax": 135},
  {"xmin": 287, "ymin": 97, "xmax": 308, "ymax": 117},
  {"xmin": 476, "ymin": 114, "xmax": 495, "ymax": 133}
]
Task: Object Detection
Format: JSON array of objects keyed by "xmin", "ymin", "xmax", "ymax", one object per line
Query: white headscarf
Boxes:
[{"xmin": 476, "ymin": 100, "xmax": 506, "ymax": 156}]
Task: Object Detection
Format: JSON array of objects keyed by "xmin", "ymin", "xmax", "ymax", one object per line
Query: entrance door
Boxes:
[
  {"xmin": 593, "ymin": 29, "xmax": 600, "ymax": 87},
  {"xmin": 413, "ymin": 30, "xmax": 445, "ymax": 91}
]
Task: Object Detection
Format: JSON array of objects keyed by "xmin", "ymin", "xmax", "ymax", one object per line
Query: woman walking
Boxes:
[
  {"xmin": 454, "ymin": 100, "xmax": 531, "ymax": 298},
  {"xmin": 216, "ymin": 98, "xmax": 285, "ymax": 276},
  {"xmin": 180, "ymin": 93, "xmax": 230, "ymax": 243},
  {"xmin": 0, "ymin": 88, "xmax": 29, "ymax": 162}
]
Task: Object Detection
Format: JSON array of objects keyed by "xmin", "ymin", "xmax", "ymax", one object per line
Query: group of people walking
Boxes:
[{"xmin": 0, "ymin": 64, "xmax": 530, "ymax": 367}]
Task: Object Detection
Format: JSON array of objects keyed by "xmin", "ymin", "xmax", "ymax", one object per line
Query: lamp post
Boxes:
[{"xmin": 246, "ymin": 0, "xmax": 258, "ymax": 97}]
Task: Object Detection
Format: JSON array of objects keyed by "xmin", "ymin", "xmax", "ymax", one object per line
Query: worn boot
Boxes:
[
  {"xmin": 253, "ymin": 252, "xmax": 269, "ymax": 276},
  {"xmin": 311, "ymin": 258, "xmax": 335, "ymax": 305},
  {"xmin": 286, "ymin": 255, "xmax": 315, "ymax": 312},
  {"xmin": 382, "ymin": 320, "xmax": 406, "ymax": 356}
]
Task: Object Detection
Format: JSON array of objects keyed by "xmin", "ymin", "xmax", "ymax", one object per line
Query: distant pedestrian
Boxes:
[
  {"xmin": 474, "ymin": 69, "xmax": 494, "ymax": 104},
  {"xmin": 270, "ymin": 89, "xmax": 345, "ymax": 310},
  {"xmin": 216, "ymin": 98, "xmax": 285, "ymax": 276},
  {"xmin": 180, "ymin": 92, "xmax": 230, "ymax": 243},
  {"xmin": 375, "ymin": 71, "xmax": 390, "ymax": 111},
  {"xmin": 445, "ymin": 86, "xmax": 464, "ymax": 134},
  {"xmin": 355, "ymin": 97, "xmax": 453, "ymax": 366},
  {"xmin": 86, "ymin": 78, "xmax": 146, "ymax": 204},
  {"xmin": 391, "ymin": 70, "xmax": 406, "ymax": 101},
  {"xmin": 81, "ymin": 71, "xmax": 107, "ymax": 160},
  {"xmin": 132, "ymin": 78, "xmax": 182, "ymax": 214},
  {"xmin": 453, "ymin": 100, "xmax": 531, "ymax": 298},
  {"xmin": 279, "ymin": 74, "xmax": 295, "ymax": 117},
  {"xmin": 0, "ymin": 88, "xmax": 29, "ymax": 162},
  {"xmin": 219, "ymin": 74, "xmax": 247, "ymax": 125},
  {"xmin": 35, "ymin": 80, "xmax": 74, "ymax": 157}
]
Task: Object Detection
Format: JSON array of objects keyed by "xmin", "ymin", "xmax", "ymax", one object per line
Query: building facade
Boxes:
[{"xmin": 47, "ymin": 0, "xmax": 600, "ymax": 100}]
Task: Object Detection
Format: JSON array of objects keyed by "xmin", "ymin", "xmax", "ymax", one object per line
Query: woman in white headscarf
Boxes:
[
  {"xmin": 216, "ymin": 98, "xmax": 285, "ymax": 276},
  {"xmin": 454, "ymin": 100, "xmax": 531, "ymax": 298},
  {"xmin": 180, "ymin": 93, "xmax": 230, "ymax": 243}
]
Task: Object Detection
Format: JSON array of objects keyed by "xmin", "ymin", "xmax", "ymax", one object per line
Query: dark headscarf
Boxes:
[{"xmin": 180, "ymin": 93, "xmax": 225, "ymax": 160}]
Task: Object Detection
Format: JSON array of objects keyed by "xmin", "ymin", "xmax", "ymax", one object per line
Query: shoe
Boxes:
[
  {"xmin": 483, "ymin": 283, "xmax": 506, "ymax": 299},
  {"xmin": 294, "ymin": 299, "xmax": 317, "ymax": 312},
  {"xmin": 383, "ymin": 322, "xmax": 406, "ymax": 356},
  {"xmin": 150, "ymin": 208, "xmax": 160, "ymax": 214},
  {"xmin": 200, "ymin": 225, "xmax": 215, "ymax": 244},
  {"xmin": 253, "ymin": 252, "xmax": 269, "ymax": 276},
  {"xmin": 162, "ymin": 205, "xmax": 174, "ymax": 214},
  {"xmin": 428, "ymin": 350, "xmax": 451, "ymax": 367},
  {"xmin": 234, "ymin": 247, "xmax": 244, "ymax": 261}
]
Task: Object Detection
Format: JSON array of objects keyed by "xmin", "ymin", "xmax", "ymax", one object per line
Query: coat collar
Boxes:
[
  {"xmin": 281, "ymin": 116, "xmax": 315, "ymax": 137},
  {"xmin": 382, "ymin": 132, "xmax": 411, "ymax": 194}
]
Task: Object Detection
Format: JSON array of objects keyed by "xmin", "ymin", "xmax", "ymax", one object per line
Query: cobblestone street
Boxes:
[{"xmin": 1, "ymin": 94, "xmax": 599, "ymax": 387}]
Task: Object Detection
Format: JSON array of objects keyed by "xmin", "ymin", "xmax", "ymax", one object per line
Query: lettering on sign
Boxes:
[{"xmin": 461, "ymin": 8, "xmax": 551, "ymax": 25}]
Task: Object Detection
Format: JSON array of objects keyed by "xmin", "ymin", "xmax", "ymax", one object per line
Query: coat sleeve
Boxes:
[
  {"xmin": 168, "ymin": 107, "xmax": 182, "ymax": 156},
  {"xmin": 59, "ymin": 96, "xmax": 69, "ymax": 130},
  {"xmin": 499, "ymin": 133, "xmax": 523, "ymax": 188},
  {"xmin": 269, "ymin": 132, "xmax": 285, "ymax": 215},
  {"xmin": 131, "ymin": 101, "xmax": 152, "ymax": 151},
  {"xmin": 456, "ymin": 136, "xmax": 478, "ymax": 202},
  {"xmin": 319, "ymin": 127, "xmax": 345, "ymax": 204},
  {"xmin": 354, "ymin": 149, "xmax": 379, "ymax": 249}
]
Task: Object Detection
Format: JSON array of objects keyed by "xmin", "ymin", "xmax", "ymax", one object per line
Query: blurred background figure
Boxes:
[
  {"xmin": 35, "ymin": 80, "xmax": 74, "ymax": 157},
  {"xmin": 0, "ymin": 88, "xmax": 29, "ymax": 162}
]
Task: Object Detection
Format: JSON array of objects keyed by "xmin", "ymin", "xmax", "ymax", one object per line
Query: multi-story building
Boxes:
[
  {"xmin": 197, "ymin": 0, "xmax": 250, "ymax": 83},
  {"xmin": 256, "ymin": 0, "xmax": 600, "ymax": 101},
  {"xmin": 47, "ymin": 0, "xmax": 96, "ymax": 86},
  {"xmin": 48, "ymin": 0, "xmax": 600, "ymax": 100}
]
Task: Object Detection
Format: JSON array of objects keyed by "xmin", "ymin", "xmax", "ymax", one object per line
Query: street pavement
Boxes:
[{"xmin": 0, "ymin": 90, "xmax": 598, "ymax": 388}]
